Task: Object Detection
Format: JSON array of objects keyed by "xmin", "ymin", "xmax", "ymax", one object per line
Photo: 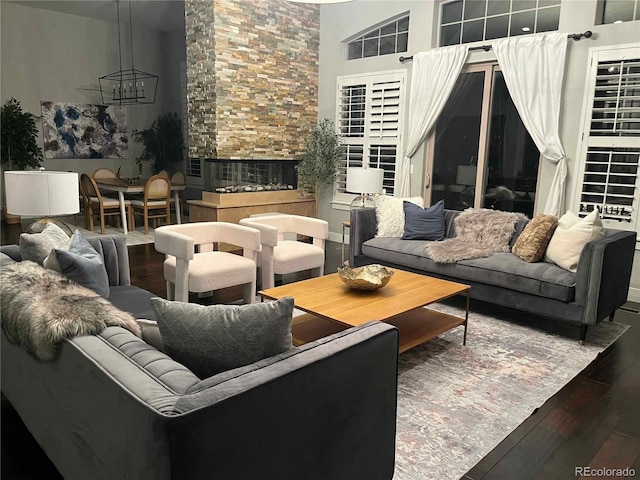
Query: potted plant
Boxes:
[
  {"xmin": 1, "ymin": 98, "xmax": 43, "ymax": 223},
  {"xmin": 133, "ymin": 112, "xmax": 185, "ymax": 176},
  {"xmin": 296, "ymin": 118, "xmax": 343, "ymax": 216}
]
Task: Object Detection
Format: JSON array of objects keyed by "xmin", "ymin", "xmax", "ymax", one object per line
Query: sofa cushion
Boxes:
[
  {"xmin": 375, "ymin": 194, "xmax": 423, "ymax": 237},
  {"xmin": 512, "ymin": 214, "xmax": 558, "ymax": 263},
  {"xmin": 19, "ymin": 222, "xmax": 69, "ymax": 264},
  {"xmin": 108, "ymin": 285, "xmax": 156, "ymax": 321},
  {"xmin": 402, "ymin": 200, "xmax": 445, "ymax": 241},
  {"xmin": 150, "ymin": 297, "xmax": 294, "ymax": 378},
  {"xmin": 545, "ymin": 210, "xmax": 604, "ymax": 272},
  {"xmin": 362, "ymin": 238, "xmax": 575, "ymax": 302},
  {"xmin": 44, "ymin": 230, "xmax": 110, "ymax": 297}
]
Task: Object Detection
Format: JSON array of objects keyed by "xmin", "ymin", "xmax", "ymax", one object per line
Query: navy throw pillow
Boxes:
[{"xmin": 402, "ymin": 200, "xmax": 445, "ymax": 241}]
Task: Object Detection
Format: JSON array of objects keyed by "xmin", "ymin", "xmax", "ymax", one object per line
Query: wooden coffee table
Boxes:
[{"xmin": 259, "ymin": 268, "xmax": 470, "ymax": 353}]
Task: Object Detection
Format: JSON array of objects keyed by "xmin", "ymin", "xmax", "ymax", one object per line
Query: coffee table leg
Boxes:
[{"xmin": 463, "ymin": 290, "xmax": 470, "ymax": 345}]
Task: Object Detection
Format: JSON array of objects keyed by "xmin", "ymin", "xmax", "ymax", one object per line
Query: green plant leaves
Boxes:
[{"xmin": 1, "ymin": 98, "xmax": 43, "ymax": 170}]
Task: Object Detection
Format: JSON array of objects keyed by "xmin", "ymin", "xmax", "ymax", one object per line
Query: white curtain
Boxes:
[
  {"xmin": 492, "ymin": 32, "xmax": 568, "ymax": 216},
  {"xmin": 397, "ymin": 44, "xmax": 468, "ymax": 197}
]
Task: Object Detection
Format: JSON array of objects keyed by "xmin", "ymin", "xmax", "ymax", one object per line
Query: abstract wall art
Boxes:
[{"xmin": 41, "ymin": 101, "xmax": 128, "ymax": 159}]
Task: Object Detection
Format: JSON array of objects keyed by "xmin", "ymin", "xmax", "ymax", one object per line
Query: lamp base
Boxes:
[
  {"xmin": 350, "ymin": 194, "xmax": 376, "ymax": 209},
  {"xmin": 26, "ymin": 217, "xmax": 74, "ymax": 236}
]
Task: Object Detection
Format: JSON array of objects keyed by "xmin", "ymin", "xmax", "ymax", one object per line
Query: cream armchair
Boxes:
[
  {"xmin": 154, "ymin": 222, "xmax": 261, "ymax": 304},
  {"xmin": 239, "ymin": 214, "xmax": 328, "ymax": 289}
]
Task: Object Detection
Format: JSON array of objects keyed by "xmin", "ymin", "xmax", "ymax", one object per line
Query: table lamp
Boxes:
[
  {"xmin": 4, "ymin": 169, "xmax": 79, "ymax": 235},
  {"xmin": 346, "ymin": 167, "xmax": 384, "ymax": 209}
]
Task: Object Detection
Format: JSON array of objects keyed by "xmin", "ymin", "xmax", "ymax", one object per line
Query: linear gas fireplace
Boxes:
[{"xmin": 205, "ymin": 158, "xmax": 298, "ymax": 193}]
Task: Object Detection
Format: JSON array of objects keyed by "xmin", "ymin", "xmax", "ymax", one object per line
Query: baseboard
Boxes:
[{"xmin": 627, "ymin": 287, "xmax": 640, "ymax": 304}]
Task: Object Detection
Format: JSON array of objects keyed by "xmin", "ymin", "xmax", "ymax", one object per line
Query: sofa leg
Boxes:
[
  {"xmin": 609, "ymin": 312, "xmax": 615, "ymax": 321},
  {"xmin": 579, "ymin": 324, "xmax": 588, "ymax": 345}
]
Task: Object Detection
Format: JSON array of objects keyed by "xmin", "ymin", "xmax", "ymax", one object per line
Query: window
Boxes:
[
  {"xmin": 427, "ymin": 63, "xmax": 540, "ymax": 217},
  {"xmin": 439, "ymin": 0, "xmax": 561, "ymax": 47},
  {"xmin": 574, "ymin": 46, "xmax": 640, "ymax": 232},
  {"xmin": 186, "ymin": 158, "xmax": 202, "ymax": 178},
  {"xmin": 335, "ymin": 71, "xmax": 406, "ymax": 202},
  {"xmin": 597, "ymin": 0, "xmax": 640, "ymax": 24},
  {"xmin": 347, "ymin": 14, "xmax": 409, "ymax": 60}
]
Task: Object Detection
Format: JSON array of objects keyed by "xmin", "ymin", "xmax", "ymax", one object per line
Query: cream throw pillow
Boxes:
[
  {"xmin": 544, "ymin": 210, "xmax": 604, "ymax": 272},
  {"xmin": 375, "ymin": 195, "xmax": 424, "ymax": 237}
]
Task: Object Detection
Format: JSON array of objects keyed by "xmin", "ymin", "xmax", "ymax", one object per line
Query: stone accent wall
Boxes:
[{"xmin": 185, "ymin": 0, "xmax": 319, "ymax": 160}]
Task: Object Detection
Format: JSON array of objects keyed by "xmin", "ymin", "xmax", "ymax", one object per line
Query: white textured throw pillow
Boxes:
[
  {"xmin": 375, "ymin": 195, "xmax": 424, "ymax": 237},
  {"xmin": 544, "ymin": 210, "xmax": 604, "ymax": 272}
]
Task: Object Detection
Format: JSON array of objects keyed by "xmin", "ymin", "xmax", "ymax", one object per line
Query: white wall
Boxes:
[
  {"xmin": 0, "ymin": 2, "xmax": 184, "ymax": 178},
  {"xmin": 318, "ymin": 0, "xmax": 640, "ymax": 301}
]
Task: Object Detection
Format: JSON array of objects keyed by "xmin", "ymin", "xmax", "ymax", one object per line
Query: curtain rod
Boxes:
[{"xmin": 398, "ymin": 30, "xmax": 592, "ymax": 63}]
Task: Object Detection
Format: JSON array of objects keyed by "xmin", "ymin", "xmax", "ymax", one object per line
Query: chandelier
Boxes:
[{"xmin": 98, "ymin": 0, "xmax": 158, "ymax": 105}]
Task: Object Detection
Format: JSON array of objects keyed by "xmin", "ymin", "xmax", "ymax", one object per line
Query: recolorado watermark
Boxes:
[{"xmin": 575, "ymin": 466, "xmax": 636, "ymax": 477}]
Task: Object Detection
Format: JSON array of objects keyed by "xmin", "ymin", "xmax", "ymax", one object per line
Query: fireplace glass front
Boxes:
[{"xmin": 207, "ymin": 159, "xmax": 298, "ymax": 193}]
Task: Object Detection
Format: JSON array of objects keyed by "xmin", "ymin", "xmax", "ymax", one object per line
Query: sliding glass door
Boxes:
[{"xmin": 426, "ymin": 63, "xmax": 539, "ymax": 217}]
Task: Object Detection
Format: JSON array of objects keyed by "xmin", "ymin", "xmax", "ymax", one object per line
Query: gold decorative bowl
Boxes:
[{"xmin": 337, "ymin": 264, "xmax": 394, "ymax": 291}]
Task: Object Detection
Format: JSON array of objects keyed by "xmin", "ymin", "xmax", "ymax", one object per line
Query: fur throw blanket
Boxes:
[
  {"xmin": 1, "ymin": 261, "xmax": 141, "ymax": 361},
  {"xmin": 427, "ymin": 208, "xmax": 527, "ymax": 263}
]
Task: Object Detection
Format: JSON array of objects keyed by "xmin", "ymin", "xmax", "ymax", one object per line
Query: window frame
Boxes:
[
  {"xmin": 334, "ymin": 70, "xmax": 406, "ymax": 204},
  {"xmin": 438, "ymin": 0, "xmax": 561, "ymax": 47},
  {"xmin": 345, "ymin": 13, "xmax": 410, "ymax": 61},
  {"xmin": 572, "ymin": 44, "xmax": 640, "ymax": 240}
]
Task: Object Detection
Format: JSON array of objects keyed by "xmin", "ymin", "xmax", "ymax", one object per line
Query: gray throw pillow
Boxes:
[
  {"xmin": 150, "ymin": 297, "xmax": 294, "ymax": 378},
  {"xmin": 19, "ymin": 223, "xmax": 70, "ymax": 264},
  {"xmin": 44, "ymin": 230, "xmax": 110, "ymax": 298},
  {"xmin": 402, "ymin": 199, "xmax": 445, "ymax": 240}
]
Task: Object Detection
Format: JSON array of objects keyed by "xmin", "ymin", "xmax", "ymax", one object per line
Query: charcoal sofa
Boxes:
[
  {"xmin": 349, "ymin": 208, "xmax": 636, "ymax": 343},
  {"xmin": 1, "ymin": 235, "xmax": 399, "ymax": 480}
]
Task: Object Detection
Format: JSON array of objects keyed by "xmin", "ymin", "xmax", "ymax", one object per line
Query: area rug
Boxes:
[{"xmin": 391, "ymin": 302, "xmax": 629, "ymax": 480}]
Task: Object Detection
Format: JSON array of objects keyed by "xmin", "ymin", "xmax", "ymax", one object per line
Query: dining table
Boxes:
[{"xmin": 94, "ymin": 177, "xmax": 187, "ymax": 235}]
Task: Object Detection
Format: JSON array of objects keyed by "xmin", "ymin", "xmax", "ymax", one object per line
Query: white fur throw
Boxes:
[
  {"xmin": 375, "ymin": 194, "xmax": 424, "ymax": 237},
  {"xmin": 1, "ymin": 261, "xmax": 141, "ymax": 361},
  {"xmin": 427, "ymin": 208, "xmax": 526, "ymax": 263}
]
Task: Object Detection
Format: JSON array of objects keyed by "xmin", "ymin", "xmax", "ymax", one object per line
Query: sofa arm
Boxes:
[
  {"xmin": 171, "ymin": 321, "xmax": 399, "ymax": 480},
  {"xmin": 349, "ymin": 207, "xmax": 377, "ymax": 267},
  {"xmin": 574, "ymin": 229, "xmax": 636, "ymax": 325},
  {"xmin": 86, "ymin": 235, "xmax": 132, "ymax": 287}
]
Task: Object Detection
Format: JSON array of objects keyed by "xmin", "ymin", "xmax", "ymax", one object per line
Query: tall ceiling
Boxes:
[{"xmin": 6, "ymin": 0, "xmax": 185, "ymax": 32}]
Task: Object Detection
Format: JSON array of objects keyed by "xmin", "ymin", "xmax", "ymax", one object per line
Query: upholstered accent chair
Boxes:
[
  {"xmin": 239, "ymin": 214, "xmax": 329, "ymax": 289},
  {"xmin": 154, "ymin": 222, "xmax": 261, "ymax": 304}
]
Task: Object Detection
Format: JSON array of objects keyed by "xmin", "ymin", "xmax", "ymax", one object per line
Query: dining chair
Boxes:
[
  {"xmin": 154, "ymin": 222, "xmax": 261, "ymax": 304},
  {"xmin": 239, "ymin": 214, "xmax": 328, "ymax": 289},
  {"xmin": 131, "ymin": 174, "xmax": 172, "ymax": 234},
  {"xmin": 170, "ymin": 171, "xmax": 186, "ymax": 222},
  {"xmin": 79, "ymin": 173, "xmax": 133, "ymax": 234},
  {"xmin": 91, "ymin": 168, "xmax": 118, "ymax": 179}
]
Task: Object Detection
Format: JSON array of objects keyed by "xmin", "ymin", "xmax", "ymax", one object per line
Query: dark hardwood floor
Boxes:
[{"xmin": 1, "ymin": 221, "xmax": 639, "ymax": 479}]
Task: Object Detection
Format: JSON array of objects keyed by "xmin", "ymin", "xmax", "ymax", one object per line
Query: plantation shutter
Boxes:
[
  {"xmin": 335, "ymin": 71, "xmax": 405, "ymax": 202},
  {"xmin": 575, "ymin": 46, "xmax": 640, "ymax": 233}
]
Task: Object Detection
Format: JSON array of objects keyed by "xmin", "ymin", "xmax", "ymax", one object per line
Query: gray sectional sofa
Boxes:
[
  {"xmin": 349, "ymin": 208, "xmax": 636, "ymax": 343},
  {"xmin": 1, "ymin": 235, "xmax": 400, "ymax": 480}
]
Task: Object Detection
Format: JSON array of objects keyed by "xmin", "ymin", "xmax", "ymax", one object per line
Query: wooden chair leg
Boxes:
[
  {"xmin": 144, "ymin": 207, "xmax": 149, "ymax": 235},
  {"xmin": 99, "ymin": 207, "xmax": 106, "ymax": 234}
]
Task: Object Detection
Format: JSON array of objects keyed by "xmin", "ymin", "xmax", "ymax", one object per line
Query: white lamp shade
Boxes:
[
  {"xmin": 456, "ymin": 165, "xmax": 477, "ymax": 186},
  {"xmin": 4, "ymin": 170, "xmax": 79, "ymax": 217},
  {"xmin": 346, "ymin": 167, "xmax": 384, "ymax": 194}
]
